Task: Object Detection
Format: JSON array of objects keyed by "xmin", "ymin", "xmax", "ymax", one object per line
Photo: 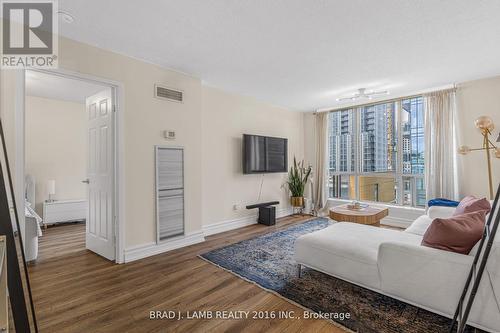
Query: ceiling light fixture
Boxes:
[
  {"xmin": 336, "ymin": 88, "xmax": 389, "ymax": 102},
  {"xmin": 57, "ymin": 10, "xmax": 75, "ymax": 24}
]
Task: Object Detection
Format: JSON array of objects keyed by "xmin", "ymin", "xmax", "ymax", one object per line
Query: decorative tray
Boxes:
[{"xmin": 346, "ymin": 203, "xmax": 369, "ymax": 210}]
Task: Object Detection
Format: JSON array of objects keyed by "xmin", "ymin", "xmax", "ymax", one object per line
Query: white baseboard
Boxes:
[
  {"xmin": 124, "ymin": 231, "xmax": 205, "ymax": 263},
  {"xmin": 203, "ymin": 207, "xmax": 293, "ymax": 236},
  {"xmin": 124, "ymin": 208, "xmax": 294, "ymax": 262}
]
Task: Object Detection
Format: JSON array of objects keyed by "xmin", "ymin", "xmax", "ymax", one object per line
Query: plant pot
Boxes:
[{"xmin": 290, "ymin": 196, "xmax": 304, "ymax": 207}]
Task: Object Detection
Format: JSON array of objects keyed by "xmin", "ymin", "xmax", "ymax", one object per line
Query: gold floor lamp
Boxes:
[{"xmin": 458, "ymin": 116, "xmax": 500, "ymax": 199}]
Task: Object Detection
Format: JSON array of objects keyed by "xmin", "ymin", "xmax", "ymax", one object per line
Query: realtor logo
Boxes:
[{"xmin": 1, "ymin": 0, "xmax": 58, "ymax": 68}]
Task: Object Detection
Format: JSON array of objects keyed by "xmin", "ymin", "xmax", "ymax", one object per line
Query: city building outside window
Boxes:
[{"xmin": 327, "ymin": 96, "xmax": 425, "ymax": 207}]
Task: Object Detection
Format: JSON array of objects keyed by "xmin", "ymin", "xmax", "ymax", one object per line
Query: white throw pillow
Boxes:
[{"xmin": 405, "ymin": 215, "xmax": 433, "ymax": 236}]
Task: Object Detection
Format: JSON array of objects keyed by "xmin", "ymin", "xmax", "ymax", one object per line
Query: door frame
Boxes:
[{"xmin": 16, "ymin": 67, "xmax": 125, "ymax": 263}]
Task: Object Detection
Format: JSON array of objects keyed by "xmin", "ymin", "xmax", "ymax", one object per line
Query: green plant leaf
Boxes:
[{"xmin": 284, "ymin": 156, "xmax": 312, "ymax": 197}]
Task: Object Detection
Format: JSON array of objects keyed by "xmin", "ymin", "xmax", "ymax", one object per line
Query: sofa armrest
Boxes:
[
  {"xmin": 427, "ymin": 205, "xmax": 455, "ymax": 219},
  {"xmin": 378, "ymin": 242, "xmax": 472, "ymax": 315}
]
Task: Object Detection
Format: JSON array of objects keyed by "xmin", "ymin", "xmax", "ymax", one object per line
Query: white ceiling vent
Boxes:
[{"xmin": 154, "ymin": 84, "xmax": 183, "ymax": 103}]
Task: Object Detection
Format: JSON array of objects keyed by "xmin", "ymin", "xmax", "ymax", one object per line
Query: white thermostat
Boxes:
[{"xmin": 163, "ymin": 130, "xmax": 176, "ymax": 140}]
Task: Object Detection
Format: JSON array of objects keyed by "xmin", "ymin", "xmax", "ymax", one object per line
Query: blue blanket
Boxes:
[{"xmin": 428, "ymin": 198, "xmax": 459, "ymax": 208}]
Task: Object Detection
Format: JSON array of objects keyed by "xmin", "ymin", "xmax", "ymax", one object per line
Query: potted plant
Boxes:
[{"xmin": 284, "ymin": 157, "xmax": 312, "ymax": 208}]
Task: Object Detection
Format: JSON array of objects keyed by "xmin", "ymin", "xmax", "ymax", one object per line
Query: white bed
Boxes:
[{"xmin": 25, "ymin": 174, "xmax": 42, "ymax": 262}]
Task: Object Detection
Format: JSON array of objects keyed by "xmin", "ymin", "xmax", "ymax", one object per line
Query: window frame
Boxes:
[{"xmin": 327, "ymin": 97, "xmax": 425, "ymax": 207}]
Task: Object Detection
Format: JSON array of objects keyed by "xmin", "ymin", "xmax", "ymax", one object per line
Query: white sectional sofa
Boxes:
[{"xmin": 294, "ymin": 205, "xmax": 500, "ymax": 332}]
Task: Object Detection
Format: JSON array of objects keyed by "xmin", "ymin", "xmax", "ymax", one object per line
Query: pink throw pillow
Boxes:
[
  {"xmin": 453, "ymin": 196, "xmax": 491, "ymax": 216},
  {"xmin": 421, "ymin": 211, "xmax": 485, "ymax": 254}
]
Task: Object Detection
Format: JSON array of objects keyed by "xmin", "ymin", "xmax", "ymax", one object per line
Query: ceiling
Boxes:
[
  {"xmin": 26, "ymin": 70, "xmax": 108, "ymax": 103},
  {"xmin": 57, "ymin": 0, "xmax": 500, "ymax": 111}
]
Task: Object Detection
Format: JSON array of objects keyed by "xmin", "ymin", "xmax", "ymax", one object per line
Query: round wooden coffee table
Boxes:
[{"xmin": 329, "ymin": 204, "xmax": 389, "ymax": 227}]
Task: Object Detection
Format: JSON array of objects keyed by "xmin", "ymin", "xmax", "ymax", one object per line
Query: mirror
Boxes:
[{"xmin": 0, "ymin": 118, "xmax": 38, "ymax": 332}]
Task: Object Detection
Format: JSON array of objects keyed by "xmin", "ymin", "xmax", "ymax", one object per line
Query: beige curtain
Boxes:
[
  {"xmin": 314, "ymin": 112, "xmax": 328, "ymax": 214},
  {"xmin": 424, "ymin": 89, "xmax": 459, "ymax": 201}
]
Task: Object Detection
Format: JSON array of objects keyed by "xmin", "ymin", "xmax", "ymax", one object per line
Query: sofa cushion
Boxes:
[
  {"xmin": 405, "ymin": 215, "xmax": 433, "ymax": 236},
  {"xmin": 294, "ymin": 222, "xmax": 422, "ymax": 290},
  {"xmin": 427, "ymin": 205, "xmax": 456, "ymax": 219},
  {"xmin": 422, "ymin": 211, "xmax": 486, "ymax": 254},
  {"xmin": 454, "ymin": 196, "xmax": 491, "ymax": 216}
]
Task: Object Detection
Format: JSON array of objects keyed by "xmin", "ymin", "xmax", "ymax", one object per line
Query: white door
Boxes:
[{"xmin": 85, "ymin": 89, "xmax": 115, "ymax": 260}]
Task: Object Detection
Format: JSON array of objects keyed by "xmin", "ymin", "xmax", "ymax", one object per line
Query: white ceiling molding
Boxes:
[{"xmin": 58, "ymin": 0, "xmax": 500, "ymax": 111}]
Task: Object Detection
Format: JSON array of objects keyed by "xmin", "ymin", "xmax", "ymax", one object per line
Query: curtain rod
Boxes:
[{"xmin": 314, "ymin": 84, "xmax": 457, "ymax": 114}]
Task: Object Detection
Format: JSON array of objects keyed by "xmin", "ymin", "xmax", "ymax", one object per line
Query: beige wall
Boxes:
[
  {"xmin": 201, "ymin": 86, "xmax": 304, "ymax": 225},
  {"xmin": 456, "ymin": 75, "xmax": 500, "ymax": 198},
  {"xmin": 0, "ymin": 69, "xmax": 25, "ymax": 237},
  {"xmin": 0, "ymin": 71, "xmax": 17, "ymax": 167},
  {"xmin": 63, "ymin": 37, "xmax": 203, "ymax": 248},
  {"xmin": 25, "ymin": 96, "xmax": 87, "ymax": 214},
  {"xmin": 27, "ymin": 37, "xmax": 203, "ymax": 249}
]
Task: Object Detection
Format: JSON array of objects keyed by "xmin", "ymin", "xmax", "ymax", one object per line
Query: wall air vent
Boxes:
[{"xmin": 154, "ymin": 84, "xmax": 183, "ymax": 103}]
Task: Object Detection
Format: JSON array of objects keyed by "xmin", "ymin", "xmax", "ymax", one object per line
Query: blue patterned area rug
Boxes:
[{"xmin": 200, "ymin": 218, "xmax": 477, "ymax": 333}]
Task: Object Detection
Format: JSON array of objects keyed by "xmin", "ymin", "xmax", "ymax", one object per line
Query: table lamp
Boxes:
[{"xmin": 47, "ymin": 179, "xmax": 56, "ymax": 202}]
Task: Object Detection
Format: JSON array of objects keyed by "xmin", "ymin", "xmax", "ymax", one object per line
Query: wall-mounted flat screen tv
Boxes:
[{"xmin": 243, "ymin": 134, "xmax": 288, "ymax": 174}]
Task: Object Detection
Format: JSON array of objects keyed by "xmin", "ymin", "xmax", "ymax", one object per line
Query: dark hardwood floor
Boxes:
[{"xmin": 28, "ymin": 216, "xmax": 346, "ymax": 333}]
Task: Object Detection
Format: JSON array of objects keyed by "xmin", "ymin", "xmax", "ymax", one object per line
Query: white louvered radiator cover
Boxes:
[{"xmin": 156, "ymin": 146, "xmax": 184, "ymax": 242}]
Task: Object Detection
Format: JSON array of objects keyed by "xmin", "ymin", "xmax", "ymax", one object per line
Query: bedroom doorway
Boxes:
[{"xmin": 21, "ymin": 69, "xmax": 121, "ymax": 263}]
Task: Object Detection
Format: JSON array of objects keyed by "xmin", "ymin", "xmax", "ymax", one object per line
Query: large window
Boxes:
[
  {"xmin": 328, "ymin": 96, "xmax": 426, "ymax": 207},
  {"xmin": 401, "ymin": 97, "xmax": 425, "ymax": 206}
]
